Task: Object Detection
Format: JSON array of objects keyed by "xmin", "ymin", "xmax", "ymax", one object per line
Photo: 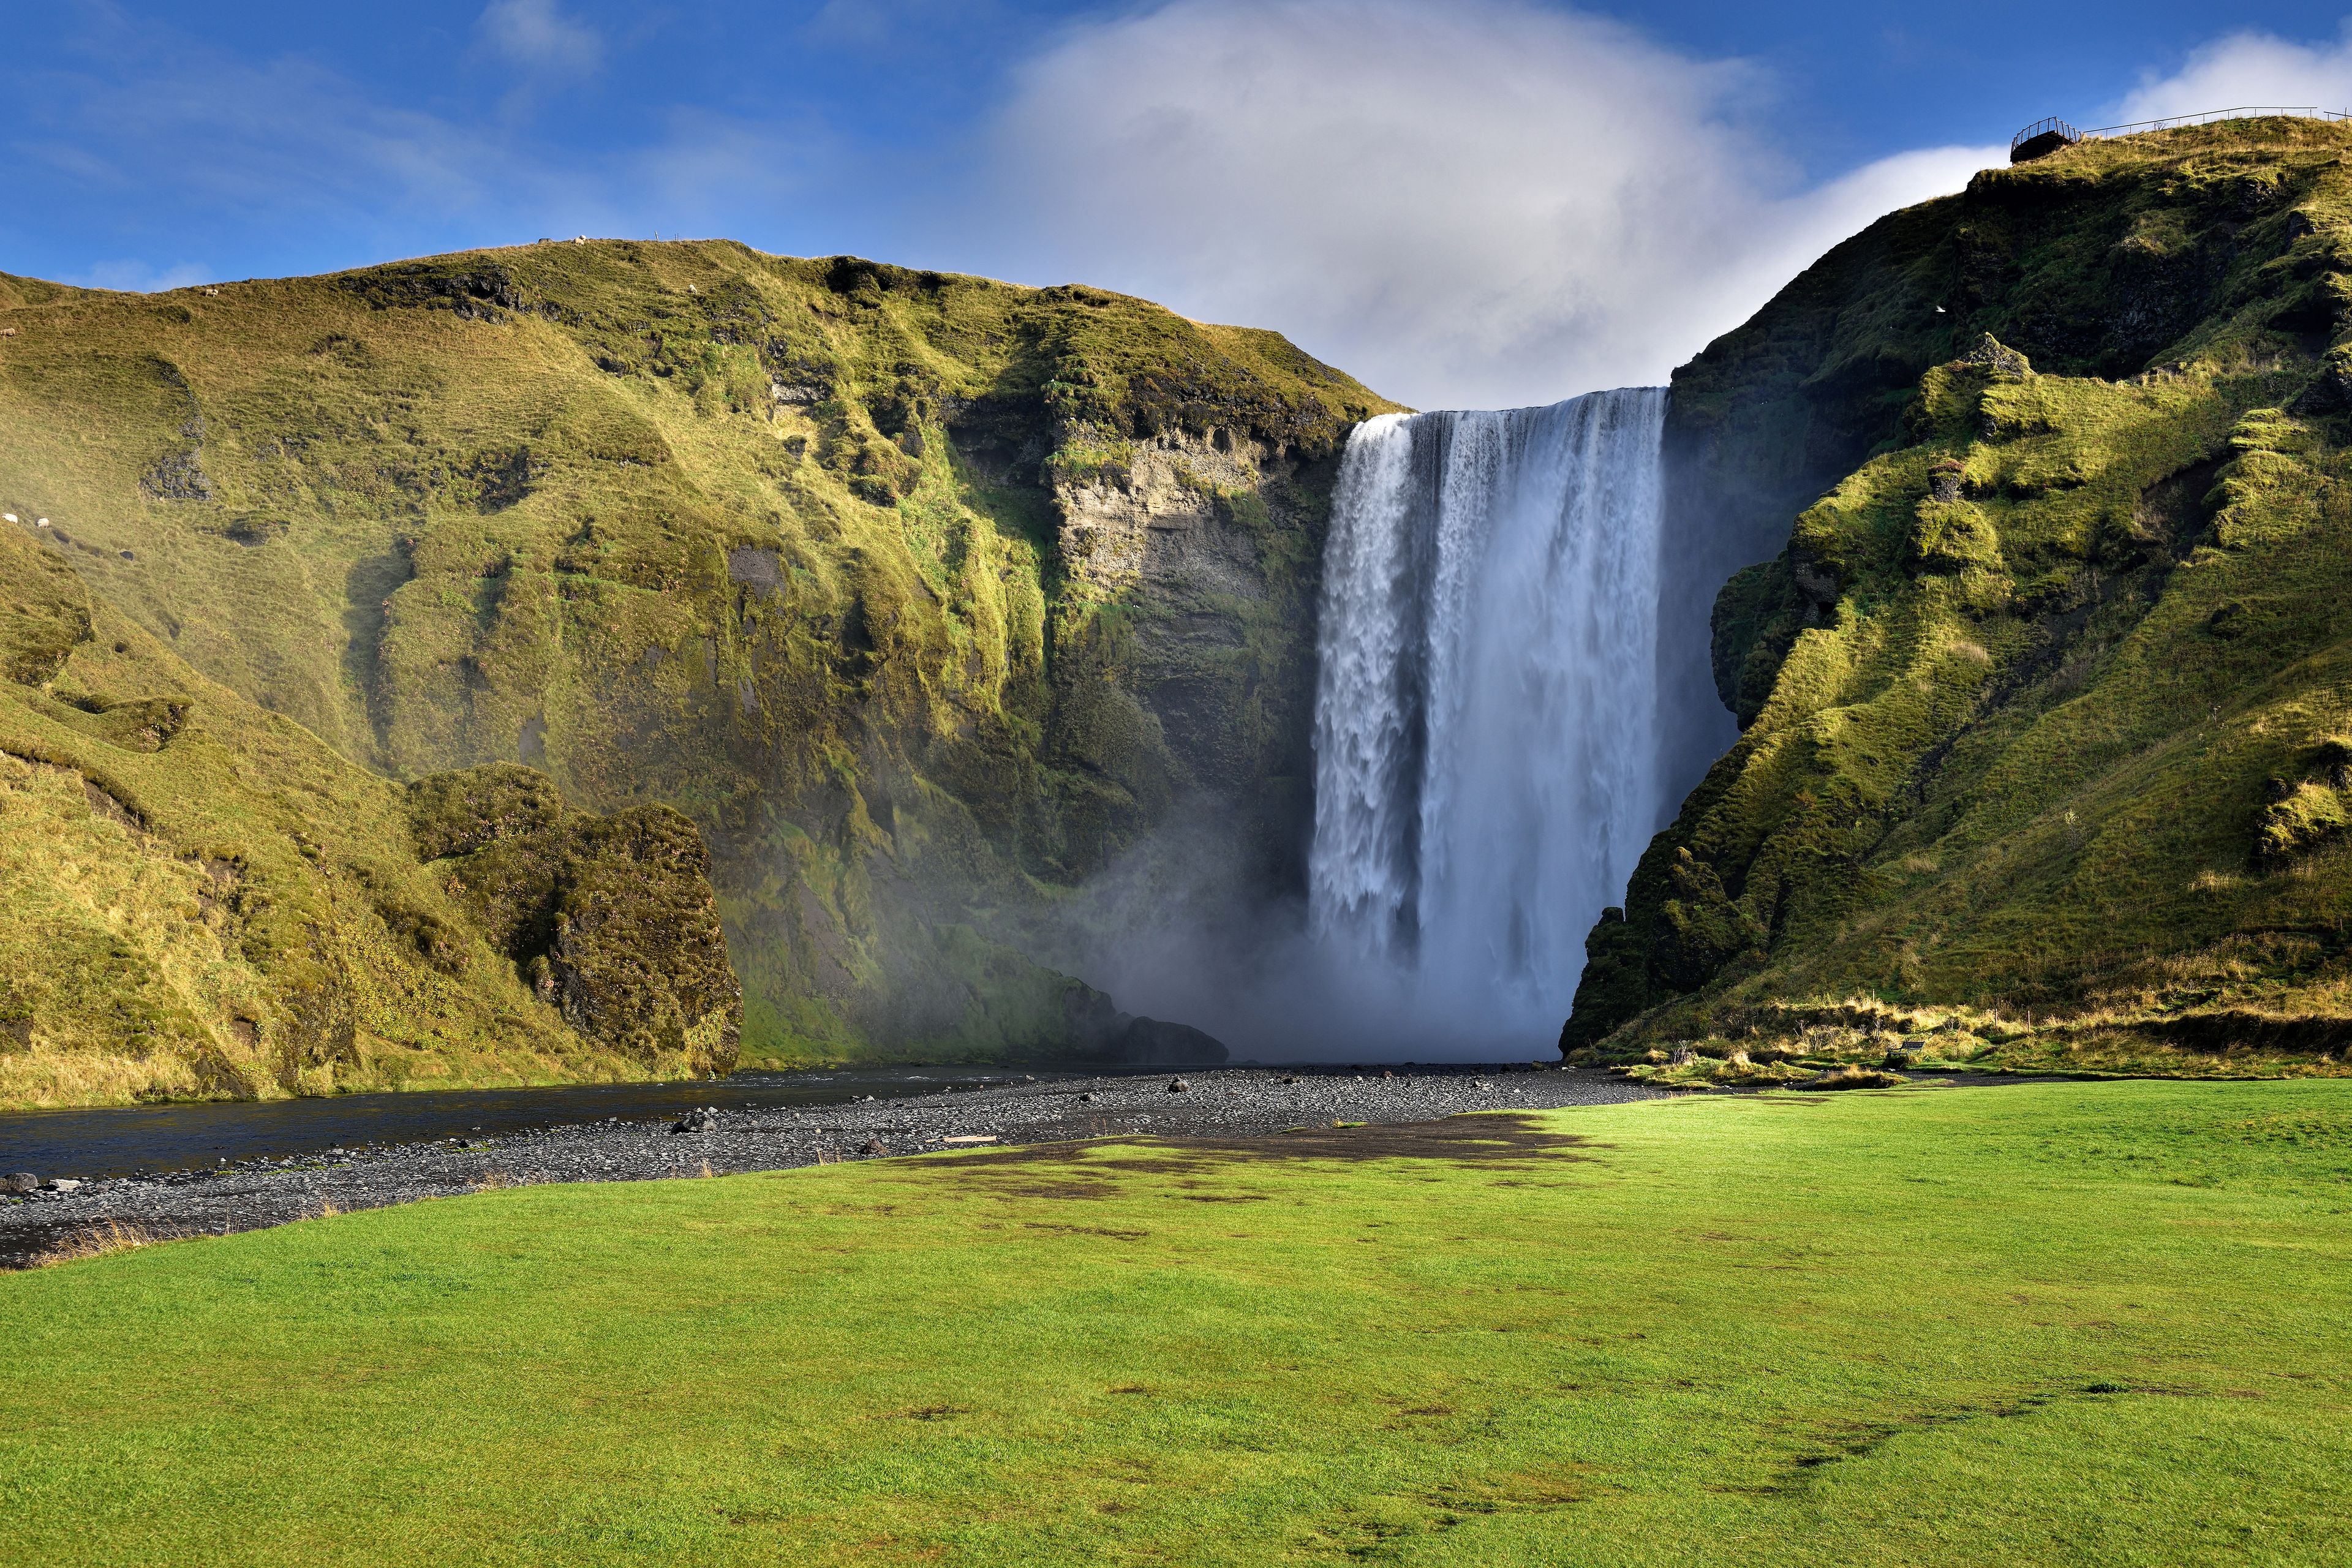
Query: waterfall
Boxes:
[{"xmin": 1308, "ymin": 387, "xmax": 1669, "ymax": 1048}]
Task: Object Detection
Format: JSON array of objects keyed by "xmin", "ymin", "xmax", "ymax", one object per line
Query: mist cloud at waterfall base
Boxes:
[{"xmin": 1035, "ymin": 805, "xmax": 1565, "ymax": 1065}]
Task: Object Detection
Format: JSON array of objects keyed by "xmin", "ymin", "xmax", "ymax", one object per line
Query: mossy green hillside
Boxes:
[
  {"xmin": 0, "ymin": 244, "xmax": 1399, "ymax": 1074},
  {"xmin": 0, "ymin": 518, "xmax": 737, "ymax": 1108},
  {"xmin": 1572, "ymin": 120, "xmax": 2352, "ymax": 1068},
  {"xmin": 5, "ymin": 1082, "xmax": 2349, "ymax": 1564}
]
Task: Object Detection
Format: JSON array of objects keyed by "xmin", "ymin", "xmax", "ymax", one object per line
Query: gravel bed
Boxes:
[{"xmin": 0, "ymin": 1065, "xmax": 1669, "ymax": 1267}]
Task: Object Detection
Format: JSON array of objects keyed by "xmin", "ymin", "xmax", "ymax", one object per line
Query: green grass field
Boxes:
[{"xmin": 6, "ymin": 1082, "xmax": 2349, "ymax": 1565}]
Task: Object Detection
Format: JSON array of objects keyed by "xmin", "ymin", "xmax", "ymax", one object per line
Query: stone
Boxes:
[
  {"xmin": 1959, "ymin": 332, "xmax": 2032, "ymax": 382},
  {"xmin": 1104, "ymin": 1017, "xmax": 1229, "ymax": 1068},
  {"xmin": 46, "ymin": 1178, "xmax": 80, "ymax": 1194},
  {"xmin": 860, "ymin": 1139, "xmax": 888, "ymax": 1156},
  {"xmin": 3, "ymin": 1172, "xmax": 37, "ymax": 1195}
]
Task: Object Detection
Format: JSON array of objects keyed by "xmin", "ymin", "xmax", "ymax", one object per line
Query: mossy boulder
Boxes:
[{"xmin": 416, "ymin": 768, "xmax": 741, "ymax": 1076}]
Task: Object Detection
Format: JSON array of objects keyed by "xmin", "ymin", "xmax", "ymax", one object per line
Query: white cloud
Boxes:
[
  {"xmin": 977, "ymin": 0, "xmax": 1999, "ymax": 410},
  {"xmin": 477, "ymin": 0, "xmax": 604, "ymax": 77},
  {"xmin": 2111, "ymin": 21, "xmax": 2352, "ymax": 126},
  {"xmin": 75, "ymin": 258, "xmax": 213, "ymax": 293}
]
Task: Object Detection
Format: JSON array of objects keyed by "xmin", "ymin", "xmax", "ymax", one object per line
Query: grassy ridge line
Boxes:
[
  {"xmin": 2, "ymin": 1082, "xmax": 2348, "ymax": 1564},
  {"xmin": 1570, "ymin": 120, "xmax": 2352, "ymax": 1073},
  {"xmin": 0, "ymin": 241, "xmax": 1398, "ymax": 1071}
]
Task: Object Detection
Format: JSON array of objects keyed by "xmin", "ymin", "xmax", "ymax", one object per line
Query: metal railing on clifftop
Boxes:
[{"xmin": 2013, "ymin": 106, "xmax": 2352, "ymax": 162}]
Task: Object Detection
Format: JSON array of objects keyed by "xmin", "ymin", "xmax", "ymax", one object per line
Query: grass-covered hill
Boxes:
[
  {"xmin": 0, "ymin": 242, "xmax": 1397, "ymax": 1079},
  {"xmin": 1568, "ymin": 118, "xmax": 2352, "ymax": 1078},
  {"xmin": 0, "ymin": 516, "xmax": 739, "ymax": 1108}
]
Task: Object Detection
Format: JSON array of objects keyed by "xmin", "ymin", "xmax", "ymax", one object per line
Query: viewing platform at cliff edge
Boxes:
[{"xmin": 2011, "ymin": 105, "xmax": 2352, "ymax": 162}]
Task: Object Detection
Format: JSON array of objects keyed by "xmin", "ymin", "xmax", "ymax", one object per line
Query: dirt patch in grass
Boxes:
[{"xmin": 938, "ymin": 1112, "xmax": 1597, "ymax": 1183}]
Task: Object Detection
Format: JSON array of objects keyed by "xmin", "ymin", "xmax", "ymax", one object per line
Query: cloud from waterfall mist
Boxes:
[
  {"xmin": 1035, "ymin": 806, "xmax": 1518, "ymax": 1065},
  {"xmin": 977, "ymin": 0, "xmax": 2002, "ymax": 410}
]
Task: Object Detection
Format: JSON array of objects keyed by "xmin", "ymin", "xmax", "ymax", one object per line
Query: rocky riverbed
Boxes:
[{"xmin": 1, "ymin": 1065, "xmax": 1673, "ymax": 1267}]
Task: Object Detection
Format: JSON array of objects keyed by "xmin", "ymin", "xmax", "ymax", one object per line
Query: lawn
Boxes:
[{"xmin": 4, "ymin": 1082, "xmax": 2349, "ymax": 1565}]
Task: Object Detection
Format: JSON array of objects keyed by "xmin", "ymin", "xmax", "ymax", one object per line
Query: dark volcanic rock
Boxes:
[{"xmin": 1110, "ymin": 1017, "xmax": 1227, "ymax": 1067}]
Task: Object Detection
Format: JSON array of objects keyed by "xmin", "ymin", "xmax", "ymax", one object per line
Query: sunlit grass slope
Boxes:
[
  {"xmin": 0, "ymin": 517, "xmax": 739, "ymax": 1108},
  {"xmin": 5, "ymin": 1082, "xmax": 2348, "ymax": 1564},
  {"xmin": 1573, "ymin": 120, "xmax": 2352, "ymax": 1072},
  {"xmin": 0, "ymin": 244, "xmax": 1396, "ymax": 1070}
]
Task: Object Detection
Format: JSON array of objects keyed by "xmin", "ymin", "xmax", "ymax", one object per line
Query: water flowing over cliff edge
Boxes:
[{"xmin": 1305, "ymin": 389, "xmax": 1673, "ymax": 1052}]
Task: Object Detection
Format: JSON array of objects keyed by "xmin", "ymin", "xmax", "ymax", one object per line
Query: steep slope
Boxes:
[
  {"xmin": 0, "ymin": 244, "xmax": 1398, "ymax": 1067},
  {"xmin": 0, "ymin": 516, "xmax": 738, "ymax": 1108},
  {"xmin": 1567, "ymin": 118, "xmax": 2352, "ymax": 1076}
]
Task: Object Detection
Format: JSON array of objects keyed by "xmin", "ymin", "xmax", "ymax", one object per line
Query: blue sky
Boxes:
[{"xmin": 9, "ymin": 1, "xmax": 2352, "ymax": 405}]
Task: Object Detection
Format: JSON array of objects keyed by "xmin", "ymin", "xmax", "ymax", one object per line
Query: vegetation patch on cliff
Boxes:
[{"xmin": 0, "ymin": 518, "xmax": 737, "ymax": 1107}]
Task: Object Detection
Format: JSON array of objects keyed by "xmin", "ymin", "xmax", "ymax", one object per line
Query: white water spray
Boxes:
[{"xmin": 1308, "ymin": 388, "xmax": 1670, "ymax": 1050}]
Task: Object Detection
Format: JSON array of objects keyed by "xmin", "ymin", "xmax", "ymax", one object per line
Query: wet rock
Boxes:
[
  {"xmin": 672, "ymin": 1108, "xmax": 720, "ymax": 1134},
  {"xmin": 1107, "ymin": 1017, "xmax": 1229, "ymax": 1068}
]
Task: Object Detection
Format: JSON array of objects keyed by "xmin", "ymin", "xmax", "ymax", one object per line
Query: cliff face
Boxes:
[
  {"xmin": 0, "ymin": 244, "xmax": 1395, "ymax": 1072},
  {"xmin": 1568, "ymin": 119, "xmax": 2352, "ymax": 1074}
]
